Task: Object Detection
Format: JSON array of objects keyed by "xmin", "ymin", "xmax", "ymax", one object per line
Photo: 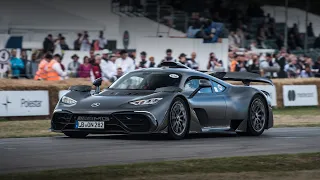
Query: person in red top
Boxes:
[
  {"xmin": 78, "ymin": 56, "xmax": 92, "ymax": 79},
  {"xmin": 90, "ymin": 55, "xmax": 104, "ymax": 82}
]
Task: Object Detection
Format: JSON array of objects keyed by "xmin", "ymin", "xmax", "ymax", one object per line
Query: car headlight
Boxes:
[
  {"xmin": 129, "ymin": 98, "xmax": 163, "ymax": 106},
  {"xmin": 61, "ymin": 96, "xmax": 77, "ymax": 105}
]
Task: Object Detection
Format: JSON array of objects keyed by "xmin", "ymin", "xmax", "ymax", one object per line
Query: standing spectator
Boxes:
[
  {"xmin": 178, "ymin": 53, "xmax": 187, "ymax": 65},
  {"xmin": 46, "ymin": 54, "xmax": 67, "ymax": 81},
  {"xmin": 247, "ymin": 54, "xmax": 260, "ymax": 74},
  {"xmin": 285, "ymin": 55, "xmax": 299, "ymax": 78},
  {"xmin": 312, "ymin": 57, "xmax": 320, "ymax": 77},
  {"xmin": 313, "ymin": 34, "xmax": 320, "ymax": 49},
  {"xmin": 20, "ymin": 50, "xmax": 28, "ymax": 78},
  {"xmin": 160, "ymin": 49, "xmax": 177, "ymax": 63},
  {"xmin": 10, "ymin": 49, "xmax": 24, "ymax": 79},
  {"xmin": 276, "ymin": 52, "xmax": 287, "ymax": 78},
  {"xmin": 187, "ymin": 52, "xmax": 199, "ymax": 70},
  {"xmin": 97, "ymin": 31, "xmax": 107, "ymax": 50},
  {"xmin": 78, "ymin": 56, "xmax": 92, "ymax": 79},
  {"xmin": 89, "ymin": 50, "xmax": 96, "ymax": 64},
  {"xmin": 260, "ymin": 53, "xmax": 279, "ymax": 78},
  {"xmin": 207, "ymin": 52, "xmax": 222, "ymax": 71},
  {"xmin": 34, "ymin": 53, "xmax": 52, "ymax": 80},
  {"xmin": 104, "ymin": 54, "xmax": 118, "ymax": 82},
  {"xmin": 136, "ymin": 51, "xmax": 149, "ymax": 69},
  {"xmin": 43, "ymin": 34, "xmax": 54, "ymax": 53},
  {"xmin": 74, "ymin": 33, "xmax": 82, "ymax": 50},
  {"xmin": 115, "ymin": 50, "xmax": 135, "ymax": 74},
  {"xmin": 60, "ymin": 37, "xmax": 69, "ymax": 50},
  {"xmin": 29, "ymin": 53, "xmax": 39, "ymax": 79},
  {"xmin": 229, "ymin": 53, "xmax": 239, "ymax": 72},
  {"xmin": 148, "ymin": 56, "xmax": 156, "ymax": 68},
  {"xmin": 80, "ymin": 34, "xmax": 91, "ymax": 51},
  {"xmin": 67, "ymin": 54, "xmax": 81, "ymax": 78},
  {"xmin": 307, "ymin": 23, "xmax": 314, "ymax": 37},
  {"xmin": 90, "ymin": 55, "xmax": 105, "ymax": 82}
]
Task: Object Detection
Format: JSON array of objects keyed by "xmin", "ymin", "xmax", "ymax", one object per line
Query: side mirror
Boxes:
[
  {"xmin": 199, "ymin": 79, "xmax": 211, "ymax": 88},
  {"xmin": 93, "ymin": 78, "xmax": 102, "ymax": 94},
  {"xmin": 188, "ymin": 79, "xmax": 212, "ymax": 98}
]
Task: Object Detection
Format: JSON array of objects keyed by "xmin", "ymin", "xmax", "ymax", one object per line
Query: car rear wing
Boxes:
[{"xmin": 209, "ymin": 72, "xmax": 274, "ymax": 86}]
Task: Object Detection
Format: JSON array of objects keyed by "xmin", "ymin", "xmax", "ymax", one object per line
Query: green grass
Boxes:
[
  {"xmin": 0, "ymin": 152, "xmax": 319, "ymax": 180},
  {"xmin": 273, "ymin": 107, "xmax": 320, "ymax": 116}
]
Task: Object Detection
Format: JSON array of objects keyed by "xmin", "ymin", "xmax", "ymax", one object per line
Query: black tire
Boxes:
[
  {"xmin": 167, "ymin": 97, "xmax": 190, "ymax": 140},
  {"xmin": 237, "ymin": 95, "xmax": 267, "ymax": 136},
  {"xmin": 63, "ymin": 132, "xmax": 89, "ymax": 138}
]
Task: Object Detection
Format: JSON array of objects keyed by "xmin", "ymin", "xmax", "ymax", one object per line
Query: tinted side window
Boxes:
[
  {"xmin": 211, "ymin": 81, "xmax": 225, "ymax": 92},
  {"xmin": 184, "ymin": 79, "xmax": 212, "ymax": 93}
]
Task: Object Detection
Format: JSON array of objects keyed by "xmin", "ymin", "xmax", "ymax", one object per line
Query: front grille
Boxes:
[
  {"xmin": 51, "ymin": 111, "xmax": 73, "ymax": 130},
  {"xmin": 113, "ymin": 114, "xmax": 151, "ymax": 132}
]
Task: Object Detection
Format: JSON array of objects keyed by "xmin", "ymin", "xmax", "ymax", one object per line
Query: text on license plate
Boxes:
[{"xmin": 76, "ymin": 121, "xmax": 104, "ymax": 129}]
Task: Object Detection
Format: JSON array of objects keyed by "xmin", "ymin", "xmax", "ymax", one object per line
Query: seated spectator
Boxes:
[
  {"xmin": 10, "ymin": 49, "xmax": 24, "ymax": 79},
  {"xmin": 187, "ymin": 21, "xmax": 201, "ymax": 38},
  {"xmin": 115, "ymin": 50, "xmax": 135, "ymax": 74},
  {"xmin": 300, "ymin": 65, "xmax": 314, "ymax": 78},
  {"xmin": 187, "ymin": 52, "xmax": 199, "ymax": 70},
  {"xmin": 68, "ymin": 54, "xmax": 81, "ymax": 78},
  {"xmin": 78, "ymin": 56, "xmax": 92, "ymax": 79}
]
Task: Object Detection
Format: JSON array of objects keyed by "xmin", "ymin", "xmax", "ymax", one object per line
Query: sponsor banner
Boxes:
[
  {"xmin": 283, "ymin": 85, "xmax": 318, "ymax": 106},
  {"xmin": 59, "ymin": 90, "xmax": 70, "ymax": 99},
  {"xmin": 0, "ymin": 91, "xmax": 49, "ymax": 116},
  {"xmin": 251, "ymin": 85, "xmax": 277, "ymax": 106}
]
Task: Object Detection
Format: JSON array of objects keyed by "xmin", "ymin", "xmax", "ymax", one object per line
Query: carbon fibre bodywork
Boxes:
[{"xmin": 51, "ymin": 67, "xmax": 273, "ymax": 135}]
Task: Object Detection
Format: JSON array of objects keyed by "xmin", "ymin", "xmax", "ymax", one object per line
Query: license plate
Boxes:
[{"xmin": 75, "ymin": 121, "xmax": 104, "ymax": 129}]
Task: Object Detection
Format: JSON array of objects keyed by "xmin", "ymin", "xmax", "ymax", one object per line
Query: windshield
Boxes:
[{"xmin": 109, "ymin": 71, "xmax": 182, "ymax": 90}]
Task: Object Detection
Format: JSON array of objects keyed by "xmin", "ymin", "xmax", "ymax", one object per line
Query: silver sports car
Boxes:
[{"xmin": 51, "ymin": 61, "xmax": 273, "ymax": 140}]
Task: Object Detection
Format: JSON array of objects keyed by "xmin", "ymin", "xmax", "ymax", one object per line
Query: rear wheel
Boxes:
[
  {"xmin": 63, "ymin": 132, "xmax": 89, "ymax": 138},
  {"xmin": 237, "ymin": 95, "xmax": 267, "ymax": 136},
  {"xmin": 167, "ymin": 97, "xmax": 190, "ymax": 140}
]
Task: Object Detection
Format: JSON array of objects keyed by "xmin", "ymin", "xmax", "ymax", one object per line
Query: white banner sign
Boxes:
[
  {"xmin": 0, "ymin": 91, "xmax": 49, "ymax": 116},
  {"xmin": 252, "ymin": 85, "xmax": 277, "ymax": 106},
  {"xmin": 283, "ymin": 85, "xmax": 318, "ymax": 106}
]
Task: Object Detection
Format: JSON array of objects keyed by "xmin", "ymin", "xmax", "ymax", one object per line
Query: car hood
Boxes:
[{"xmin": 58, "ymin": 89, "xmax": 171, "ymax": 111}]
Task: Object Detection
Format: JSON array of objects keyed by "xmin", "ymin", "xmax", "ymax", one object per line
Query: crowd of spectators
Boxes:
[{"xmin": 227, "ymin": 48, "xmax": 320, "ymax": 78}]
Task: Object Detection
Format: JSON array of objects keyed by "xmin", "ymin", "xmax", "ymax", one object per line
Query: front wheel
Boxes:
[
  {"xmin": 237, "ymin": 95, "xmax": 267, "ymax": 136},
  {"xmin": 167, "ymin": 97, "xmax": 190, "ymax": 140},
  {"xmin": 63, "ymin": 132, "xmax": 89, "ymax": 138}
]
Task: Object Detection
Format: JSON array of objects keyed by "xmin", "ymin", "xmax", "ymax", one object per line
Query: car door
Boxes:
[{"xmin": 184, "ymin": 77, "xmax": 227, "ymax": 127}]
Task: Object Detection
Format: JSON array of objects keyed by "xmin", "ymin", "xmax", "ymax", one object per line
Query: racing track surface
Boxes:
[{"xmin": 0, "ymin": 127, "xmax": 320, "ymax": 174}]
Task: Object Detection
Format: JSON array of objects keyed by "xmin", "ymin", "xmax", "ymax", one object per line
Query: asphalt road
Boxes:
[{"xmin": 0, "ymin": 127, "xmax": 320, "ymax": 174}]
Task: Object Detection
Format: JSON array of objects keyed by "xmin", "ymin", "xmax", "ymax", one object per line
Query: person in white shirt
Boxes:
[
  {"xmin": 80, "ymin": 34, "xmax": 91, "ymax": 51},
  {"xmin": 98, "ymin": 31, "xmax": 107, "ymax": 50},
  {"xmin": 115, "ymin": 50, "xmax": 135, "ymax": 74},
  {"xmin": 100, "ymin": 51, "xmax": 118, "ymax": 82}
]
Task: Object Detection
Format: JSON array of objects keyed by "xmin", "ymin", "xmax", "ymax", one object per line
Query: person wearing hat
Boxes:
[
  {"xmin": 178, "ymin": 53, "xmax": 187, "ymax": 65},
  {"xmin": 46, "ymin": 54, "xmax": 67, "ymax": 81},
  {"xmin": 67, "ymin": 54, "xmax": 81, "ymax": 78},
  {"xmin": 115, "ymin": 50, "xmax": 135, "ymax": 74}
]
